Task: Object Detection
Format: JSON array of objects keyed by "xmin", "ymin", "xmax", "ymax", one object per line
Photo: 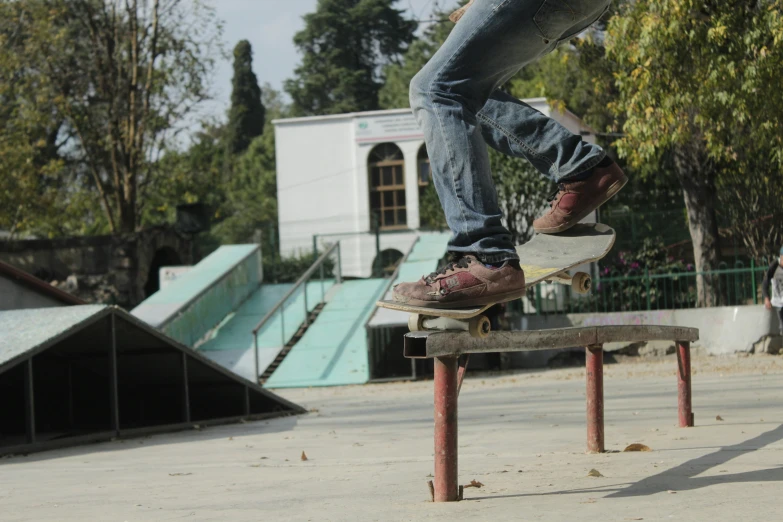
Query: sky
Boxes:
[{"xmin": 197, "ymin": 0, "xmax": 456, "ymax": 125}]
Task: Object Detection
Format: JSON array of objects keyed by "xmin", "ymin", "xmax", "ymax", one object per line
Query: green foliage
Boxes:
[
  {"xmin": 0, "ymin": 0, "xmax": 102, "ymax": 236},
  {"xmin": 488, "ymin": 151, "xmax": 553, "ymax": 245},
  {"xmin": 607, "ymin": 0, "xmax": 783, "ymax": 171},
  {"xmin": 593, "ymin": 238, "xmax": 695, "ymax": 312},
  {"xmin": 285, "ymin": 0, "xmax": 417, "ymax": 115},
  {"xmin": 212, "ymin": 130, "xmax": 278, "ymax": 244},
  {"xmin": 378, "ymin": 2, "xmax": 464, "ymax": 109},
  {"xmin": 606, "ymin": 0, "xmax": 783, "ymax": 297},
  {"xmin": 264, "ymin": 251, "xmax": 334, "ymax": 284},
  {"xmin": 508, "ymin": 6, "xmax": 620, "ymax": 144},
  {"xmin": 227, "ymin": 40, "xmax": 265, "ymax": 155},
  {"xmin": 417, "ymin": 183, "xmax": 448, "ymax": 230},
  {"xmin": 0, "ymin": 0, "xmax": 223, "ymax": 236},
  {"xmin": 141, "ymin": 122, "xmax": 228, "ymax": 229}
]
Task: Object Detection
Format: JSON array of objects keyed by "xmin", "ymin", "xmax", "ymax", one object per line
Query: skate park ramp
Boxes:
[
  {"xmin": 366, "ymin": 232, "xmax": 451, "ymax": 328},
  {"xmin": 196, "ymin": 280, "xmax": 335, "ymax": 381},
  {"xmin": 132, "ymin": 244, "xmax": 262, "ymax": 347},
  {"xmin": 264, "ymin": 278, "xmax": 389, "ymax": 388},
  {"xmin": 0, "ymin": 305, "xmax": 304, "ymax": 456},
  {"xmin": 265, "ymin": 232, "xmax": 450, "ymax": 388}
]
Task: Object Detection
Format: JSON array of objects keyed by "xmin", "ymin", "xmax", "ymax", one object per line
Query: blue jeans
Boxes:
[{"xmin": 410, "ymin": 0, "xmax": 612, "ymax": 263}]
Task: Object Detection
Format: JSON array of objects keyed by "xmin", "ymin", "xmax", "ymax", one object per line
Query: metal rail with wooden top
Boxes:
[{"xmin": 403, "ymin": 325, "xmax": 700, "ymax": 502}]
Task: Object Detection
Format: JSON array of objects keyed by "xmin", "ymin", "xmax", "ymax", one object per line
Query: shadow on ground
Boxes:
[
  {"xmin": 1, "ymin": 414, "xmax": 300, "ymax": 464},
  {"xmin": 470, "ymin": 423, "xmax": 783, "ymax": 501}
]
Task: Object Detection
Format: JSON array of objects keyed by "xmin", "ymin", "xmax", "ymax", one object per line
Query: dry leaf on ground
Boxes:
[
  {"xmin": 623, "ymin": 443, "xmax": 652, "ymax": 452},
  {"xmin": 300, "ymin": 451, "xmax": 308, "ymax": 461},
  {"xmin": 716, "ymin": 415, "xmax": 724, "ymax": 421},
  {"xmin": 464, "ymin": 480, "xmax": 484, "ymax": 488},
  {"xmin": 587, "ymin": 469, "xmax": 604, "ymax": 478}
]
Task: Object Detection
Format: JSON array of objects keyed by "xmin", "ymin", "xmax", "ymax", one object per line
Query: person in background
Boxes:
[{"xmin": 762, "ymin": 247, "xmax": 783, "ymax": 336}]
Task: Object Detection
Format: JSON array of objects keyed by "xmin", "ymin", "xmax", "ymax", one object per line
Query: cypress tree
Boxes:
[{"xmin": 227, "ymin": 40, "xmax": 265, "ymax": 155}]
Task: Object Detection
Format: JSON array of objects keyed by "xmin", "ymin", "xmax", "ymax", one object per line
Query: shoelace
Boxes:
[{"xmin": 424, "ymin": 256, "xmax": 472, "ymax": 283}]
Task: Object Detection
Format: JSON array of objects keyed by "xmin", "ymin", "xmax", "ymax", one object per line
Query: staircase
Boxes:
[{"xmin": 259, "ymin": 302, "xmax": 327, "ymax": 383}]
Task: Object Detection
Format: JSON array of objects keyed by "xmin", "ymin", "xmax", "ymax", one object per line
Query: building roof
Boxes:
[
  {"xmin": 0, "ymin": 260, "xmax": 85, "ymax": 306},
  {"xmin": 0, "ymin": 305, "xmax": 106, "ymax": 368},
  {"xmin": 272, "ymin": 98, "xmax": 597, "ymax": 136},
  {"xmin": 0, "ymin": 304, "xmax": 305, "ymax": 456}
]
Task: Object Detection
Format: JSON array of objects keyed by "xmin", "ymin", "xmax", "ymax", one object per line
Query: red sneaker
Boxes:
[
  {"xmin": 392, "ymin": 255, "xmax": 526, "ymax": 308},
  {"xmin": 534, "ymin": 162, "xmax": 627, "ymax": 234}
]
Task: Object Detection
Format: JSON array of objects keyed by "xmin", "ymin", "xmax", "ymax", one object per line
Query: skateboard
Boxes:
[{"xmin": 376, "ymin": 223, "xmax": 615, "ymax": 338}]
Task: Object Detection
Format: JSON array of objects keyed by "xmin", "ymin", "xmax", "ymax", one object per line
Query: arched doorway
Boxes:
[
  {"xmin": 368, "ymin": 143, "xmax": 407, "ymax": 230},
  {"xmin": 372, "ymin": 248, "xmax": 404, "ymax": 278},
  {"xmin": 144, "ymin": 247, "xmax": 182, "ymax": 297}
]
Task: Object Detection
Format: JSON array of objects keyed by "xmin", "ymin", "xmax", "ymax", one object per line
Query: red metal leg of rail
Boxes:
[
  {"xmin": 677, "ymin": 341, "xmax": 694, "ymax": 427},
  {"xmin": 456, "ymin": 354, "xmax": 470, "ymax": 395},
  {"xmin": 433, "ymin": 356, "xmax": 459, "ymax": 502},
  {"xmin": 586, "ymin": 344, "xmax": 605, "ymax": 454}
]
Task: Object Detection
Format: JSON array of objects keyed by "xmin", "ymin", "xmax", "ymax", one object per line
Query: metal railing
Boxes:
[
  {"xmin": 251, "ymin": 242, "xmax": 342, "ymax": 379},
  {"xmin": 523, "ymin": 260, "xmax": 772, "ymax": 315}
]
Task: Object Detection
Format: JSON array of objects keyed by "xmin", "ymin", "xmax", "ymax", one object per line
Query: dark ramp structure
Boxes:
[{"xmin": 0, "ymin": 305, "xmax": 304, "ymax": 456}]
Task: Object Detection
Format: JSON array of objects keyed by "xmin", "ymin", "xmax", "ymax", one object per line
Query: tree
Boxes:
[
  {"xmin": 490, "ymin": 152, "xmax": 552, "ymax": 245},
  {"xmin": 285, "ymin": 0, "xmax": 417, "ymax": 116},
  {"xmin": 378, "ymin": 2, "xmax": 462, "ymax": 109},
  {"xmin": 0, "ymin": 1, "xmax": 97, "ymax": 236},
  {"xmin": 226, "ymin": 40, "xmax": 265, "ymax": 155},
  {"xmin": 606, "ymin": 0, "xmax": 783, "ymax": 305},
  {"xmin": 213, "ymin": 85, "xmax": 287, "ymax": 245},
  {"xmin": 141, "ymin": 121, "xmax": 228, "ymax": 230},
  {"xmin": 0, "ymin": 0, "xmax": 222, "ymax": 235}
]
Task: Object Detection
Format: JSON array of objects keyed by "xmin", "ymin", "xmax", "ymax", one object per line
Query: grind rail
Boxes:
[{"xmin": 403, "ymin": 325, "xmax": 700, "ymax": 502}]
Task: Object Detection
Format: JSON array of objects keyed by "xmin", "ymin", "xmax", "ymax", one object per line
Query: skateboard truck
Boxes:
[
  {"xmin": 377, "ymin": 224, "xmax": 615, "ymax": 340},
  {"xmin": 408, "ymin": 314, "xmax": 491, "ymax": 338},
  {"xmin": 544, "ymin": 271, "xmax": 592, "ymax": 294}
]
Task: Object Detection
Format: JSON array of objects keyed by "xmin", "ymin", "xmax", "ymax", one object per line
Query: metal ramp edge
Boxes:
[{"xmin": 131, "ymin": 245, "xmax": 262, "ymax": 347}]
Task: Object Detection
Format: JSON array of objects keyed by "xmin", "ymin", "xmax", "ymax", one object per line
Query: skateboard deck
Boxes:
[{"xmin": 376, "ymin": 223, "xmax": 615, "ymax": 320}]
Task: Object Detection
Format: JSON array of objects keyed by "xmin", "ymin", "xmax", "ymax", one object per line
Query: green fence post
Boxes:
[
  {"xmin": 751, "ymin": 259, "xmax": 757, "ymax": 304},
  {"xmin": 645, "ymin": 268, "xmax": 651, "ymax": 310}
]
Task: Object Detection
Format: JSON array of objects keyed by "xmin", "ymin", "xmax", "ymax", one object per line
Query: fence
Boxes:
[{"xmin": 523, "ymin": 260, "xmax": 773, "ymax": 315}]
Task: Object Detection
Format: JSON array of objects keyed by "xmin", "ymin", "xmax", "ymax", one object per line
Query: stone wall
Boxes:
[{"xmin": 0, "ymin": 227, "xmax": 194, "ymax": 309}]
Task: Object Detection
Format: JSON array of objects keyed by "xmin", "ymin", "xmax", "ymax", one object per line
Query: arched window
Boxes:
[{"xmin": 368, "ymin": 143, "xmax": 406, "ymax": 230}]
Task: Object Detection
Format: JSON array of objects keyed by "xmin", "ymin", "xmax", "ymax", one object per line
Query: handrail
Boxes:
[
  {"xmin": 251, "ymin": 241, "xmax": 342, "ymax": 380},
  {"xmin": 251, "ymin": 242, "xmax": 341, "ymax": 335},
  {"xmin": 364, "ymin": 236, "xmax": 419, "ymax": 328},
  {"xmin": 364, "ymin": 236, "xmax": 420, "ymax": 383}
]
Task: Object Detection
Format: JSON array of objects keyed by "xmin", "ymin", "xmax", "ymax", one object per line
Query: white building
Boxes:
[{"xmin": 273, "ymin": 99, "xmax": 597, "ymax": 278}]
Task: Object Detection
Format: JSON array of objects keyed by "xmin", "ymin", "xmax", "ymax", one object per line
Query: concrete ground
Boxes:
[{"xmin": 2, "ymin": 355, "xmax": 783, "ymax": 522}]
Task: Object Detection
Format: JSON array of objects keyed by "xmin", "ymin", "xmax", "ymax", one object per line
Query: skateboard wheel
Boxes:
[
  {"xmin": 408, "ymin": 313, "xmax": 425, "ymax": 332},
  {"xmin": 572, "ymin": 272, "xmax": 591, "ymax": 294},
  {"xmin": 468, "ymin": 315, "xmax": 491, "ymax": 338}
]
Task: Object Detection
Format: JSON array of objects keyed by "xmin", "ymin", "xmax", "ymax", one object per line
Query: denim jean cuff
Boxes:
[
  {"xmin": 556, "ymin": 151, "xmax": 606, "ymax": 182},
  {"xmin": 475, "ymin": 252, "xmax": 520, "ymax": 264}
]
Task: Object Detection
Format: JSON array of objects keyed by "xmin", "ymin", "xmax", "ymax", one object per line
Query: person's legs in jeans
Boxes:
[
  {"xmin": 392, "ymin": 0, "xmax": 619, "ymax": 307},
  {"xmin": 777, "ymin": 307, "xmax": 783, "ymax": 336},
  {"xmin": 409, "ymin": 0, "xmax": 614, "ymax": 261}
]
